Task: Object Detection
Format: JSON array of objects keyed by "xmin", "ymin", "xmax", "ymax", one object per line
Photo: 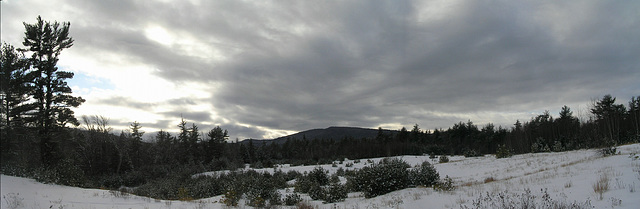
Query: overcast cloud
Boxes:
[{"xmin": 2, "ymin": 0, "xmax": 639, "ymax": 140}]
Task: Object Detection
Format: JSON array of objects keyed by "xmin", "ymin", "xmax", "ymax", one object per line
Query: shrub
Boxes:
[
  {"xmin": 410, "ymin": 161, "xmax": 440, "ymax": 187},
  {"xmin": 284, "ymin": 193, "xmax": 302, "ymax": 206},
  {"xmin": 323, "ymin": 183, "xmax": 347, "ymax": 203},
  {"xmin": 354, "ymin": 158, "xmax": 411, "ymax": 198},
  {"xmin": 221, "ymin": 190, "xmax": 240, "ymax": 206},
  {"xmin": 33, "ymin": 158, "xmax": 86, "ymax": 187},
  {"xmin": 598, "ymin": 146, "xmax": 617, "ymax": 157},
  {"xmin": 434, "ymin": 175, "xmax": 455, "ymax": 191},
  {"xmin": 552, "ymin": 141, "xmax": 564, "ymax": 152},
  {"xmin": 308, "ymin": 166, "xmax": 329, "ymax": 186},
  {"xmin": 336, "ymin": 167, "xmax": 346, "ymax": 176},
  {"xmin": 463, "ymin": 149, "xmax": 482, "ymax": 157},
  {"xmin": 439, "ymin": 155, "xmax": 450, "ymax": 163},
  {"xmin": 177, "ymin": 187, "xmax": 193, "ymax": 201},
  {"xmin": 308, "ymin": 183, "xmax": 324, "ymax": 200},
  {"xmin": 286, "ymin": 170, "xmax": 302, "ymax": 181},
  {"xmin": 495, "ymin": 144, "xmax": 512, "ymax": 159}
]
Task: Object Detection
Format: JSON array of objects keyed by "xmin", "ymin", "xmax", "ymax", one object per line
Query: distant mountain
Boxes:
[{"xmin": 240, "ymin": 126, "xmax": 397, "ymax": 145}]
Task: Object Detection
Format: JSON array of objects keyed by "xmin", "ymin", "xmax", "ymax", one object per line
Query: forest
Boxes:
[{"xmin": 2, "ymin": 16, "xmax": 640, "ymax": 203}]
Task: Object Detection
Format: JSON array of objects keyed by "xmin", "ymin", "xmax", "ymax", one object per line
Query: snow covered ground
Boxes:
[{"xmin": 3, "ymin": 143, "xmax": 640, "ymax": 209}]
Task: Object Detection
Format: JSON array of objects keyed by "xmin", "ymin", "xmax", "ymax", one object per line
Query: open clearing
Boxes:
[{"xmin": 3, "ymin": 143, "xmax": 640, "ymax": 208}]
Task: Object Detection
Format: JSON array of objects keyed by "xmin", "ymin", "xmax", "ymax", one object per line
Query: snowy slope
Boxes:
[{"xmin": 3, "ymin": 143, "xmax": 639, "ymax": 209}]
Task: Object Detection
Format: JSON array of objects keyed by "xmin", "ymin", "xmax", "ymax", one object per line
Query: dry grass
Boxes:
[
  {"xmin": 564, "ymin": 181, "xmax": 573, "ymax": 188},
  {"xmin": 593, "ymin": 174, "xmax": 610, "ymax": 200},
  {"xmin": 483, "ymin": 176, "xmax": 496, "ymax": 183},
  {"xmin": 296, "ymin": 201, "xmax": 316, "ymax": 209}
]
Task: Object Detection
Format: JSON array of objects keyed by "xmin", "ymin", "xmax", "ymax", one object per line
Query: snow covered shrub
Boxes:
[
  {"xmin": 531, "ymin": 137, "xmax": 551, "ymax": 153},
  {"xmin": 284, "ymin": 193, "xmax": 302, "ymax": 206},
  {"xmin": 187, "ymin": 176, "xmax": 223, "ymax": 199},
  {"xmin": 433, "ymin": 175, "xmax": 455, "ymax": 191},
  {"xmin": 308, "ymin": 166, "xmax": 329, "ymax": 184},
  {"xmin": 294, "ymin": 175, "xmax": 314, "ymax": 194},
  {"xmin": 463, "ymin": 149, "xmax": 482, "ymax": 157},
  {"xmin": 286, "ymin": 170, "xmax": 302, "ymax": 181},
  {"xmin": 410, "ymin": 161, "xmax": 440, "ymax": 187},
  {"xmin": 134, "ymin": 177, "xmax": 182, "ymax": 200},
  {"xmin": 323, "ymin": 182, "xmax": 348, "ymax": 203},
  {"xmin": 250, "ymin": 161, "xmax": 264, "ymax": 169},
  {"xmin": 245, "ymin": 176, "xmax": 282, "ymax": 206},
  {"xmin": 599, "ymin": 146, "xmax": 617, "ymax": 157},
  {"xmin": 495, "ymin": 144, "xmax": 512, "ymax": 159},
  {"xmin": 221, "ymin": 190, "xmax": 240, "ymax": 206},
  {"xmin": 552, "ymin": 141, "xmax": 564, "ymax": 152},
  {"xmin": 355, "ymin": 158, "xmax": 411, "ymax": 198},
  {"xmin": 33, "ymin": 158, "xmax": 86, "ymax": 187},
  {"xmin": 295, "ymin": 167, "xmax": 329, "ymax": 194},
  {"xmin": 308, "ymin": 182, "xmax": 324, "ymax": 200},
  {"xmin": 439, "ymin": 155, "xmax": 450, "ymax": 163},
  {"xmin": 336, "ymin": 167, "xmax": 346, "ymax": 176}
]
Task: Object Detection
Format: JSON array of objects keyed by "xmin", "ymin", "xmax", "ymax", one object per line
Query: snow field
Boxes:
[{"xmin": 3, "ymin": 143, "xmax": 639, "ymax": 208}]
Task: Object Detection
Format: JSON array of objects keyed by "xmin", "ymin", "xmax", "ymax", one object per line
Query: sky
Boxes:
[{"xmin": 2, "ymin": 0, "xmax": 639, "ymax": 140}]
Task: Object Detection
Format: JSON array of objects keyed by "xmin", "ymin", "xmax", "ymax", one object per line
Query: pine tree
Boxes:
[
  {"xmin": 1, "ymin": 43, "xmax": 33, "ymax": 128},
  {"xmin": 21, "ymin": 16, "xmax": 85, "ymax": 167},
  {"xmin": 206, "ymin": 126, "xmax": 228, "ymax": 160},
  {"xmin": 129, "ymin": 121, "xmax": 144, "ymax": 167},
  {"xmin": 1, "ymin": 43, "xmax": 34, "ymax": 162},
  {"xmin": 591, "ymin": 95, "xmax": 626, "ymax": 144}
]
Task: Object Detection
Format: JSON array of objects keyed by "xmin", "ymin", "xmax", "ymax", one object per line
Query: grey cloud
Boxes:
[
  {"xmin": 95, "ymin": 96, "xmax": 156, "ymax": 110},
  {"xmin": 3, "ymin": 0, "xmax": 638, "ymax": 139}
]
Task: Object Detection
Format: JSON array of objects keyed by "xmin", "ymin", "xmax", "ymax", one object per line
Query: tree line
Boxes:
[{"xmin": 2, "ymin": 16, "xmax": 639, "ymax": 189}]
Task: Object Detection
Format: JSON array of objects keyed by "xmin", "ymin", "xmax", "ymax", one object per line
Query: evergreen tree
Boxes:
[
  {"xmin": 1, "ymin": 43, "xmax": 33, "ymax": 128},
  {"xmin": 1, "ymin": 43, "xmax": 34, "ymax": 162},
  {"xmin": 206, "ymin": 126, "xmax": 228, "ymax": 160},
  {"xmin": 591, "ymin": 95, "xmax": 626, "ymax": 144},
  {"xmin": 628, "ymin": 96, "xmax": 640, "ymax": 141},
  {"xmin": 21, "ymin": 16, "xmax": 85, "ymax": 167},
  {"xmin": 129, "ymin": 121, "xmax": 144, "ymax": 167}
]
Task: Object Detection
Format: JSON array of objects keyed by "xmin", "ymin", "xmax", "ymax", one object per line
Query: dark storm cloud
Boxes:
[{"xmin": 3, "ymin": 0, "xmax": 638, "ymax": 138}]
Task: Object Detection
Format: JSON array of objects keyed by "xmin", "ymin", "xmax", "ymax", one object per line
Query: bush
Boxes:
[
  {"xmin": 463, "ymin": 149, "xmax": 482, "ymax": 157},
  {"xmin": 410, "ymin": 161, "xmax": 440, "ymax": 187},
  {"xmin": 353, "ymin": 158, "xmax": 411, "ymax": 198},
  {"xmin": 336, "ymin": 167, "xmax": 346, "ymax": 176},
  {"xmin": 434, "ymin": 175, "xmax": 454, "ymax": 191},
  {"xmin": 439, "ymin": 155, "xmax": 450, "ymax": 163},
  {"xmin": 284, "ymin": 193, "xmax": 302, "ymax": 206},
  {"xmin": 221, "ymin": 190, "xmax": 240, "ymax": 206},
  {"xmin": 244, "ymin": 173, "xmax": 282, "ymax": 207},
  {"xmin": 323, "ymin": 183, "xmax": 347, "ymax": 203},
  {"xmin": 308, "ymin": 166, "xmax": 329, "ymax": 186},
  {"xmin": 552, "ymin": 141, "xmax": 564, "ymax": 152},
  {"xmin": 33, "ymin": 158, "xmax": 86, "ymax": 187},
  {"xmin": 598, "ymin": 146, "xmax": 617, "ymax": 157},
  {"xmin": 495, "ymin": 144, "xmax": 512, "ymax": 159}
]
